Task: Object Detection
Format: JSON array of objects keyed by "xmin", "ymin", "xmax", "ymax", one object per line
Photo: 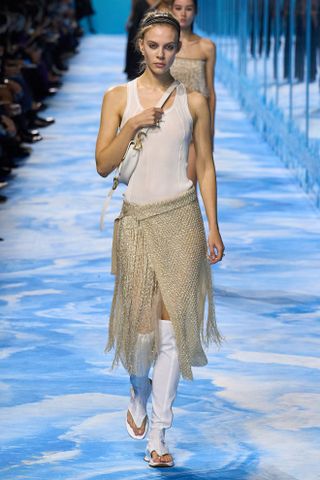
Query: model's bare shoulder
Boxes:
[
  {"xmin": 106, "ymin": 83, "xmax": 127, "ymax": 96},
  {"xmin": 200, "ymin": 37, "xmax": 216, "ymax": 58},
  {"xmin": 102, "ymin": 84, "xmax": 127, "ymax": 114},
  {"xmin": 191, "ymin": 32, "xmax": 202, "ymax": 43},
  {"xmin": 187, "ymin": 90, "xmax": 208, "ymax": 121}
]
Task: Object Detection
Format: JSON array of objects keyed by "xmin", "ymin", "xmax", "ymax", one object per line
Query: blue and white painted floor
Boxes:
[{"xmin": 1, "ymin": 36, "xmax": 320, "ymax": 480}]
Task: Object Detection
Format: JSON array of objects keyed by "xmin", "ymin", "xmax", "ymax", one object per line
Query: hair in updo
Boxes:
[{"xmin": 135, "ymin": 10, "xmax": 181, "ymax": 52}]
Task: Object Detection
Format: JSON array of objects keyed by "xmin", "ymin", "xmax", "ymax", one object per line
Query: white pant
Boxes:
[
  {"xmin": 147, "ymin": 319, "xmax": 180, "ymax": 455},
  {"xmin": 130, "ymin": 320, "xmax": 180, "ymax": 439},
  {"xmin": 129, "ymin": 332, "xmax": 154, "ymax": 427},
  {"xmin": 151, "ymin": 319, "xmax": 180, "ymax": 430}
]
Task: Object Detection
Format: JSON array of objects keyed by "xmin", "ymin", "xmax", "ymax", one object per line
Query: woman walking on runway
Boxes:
[
  {"xmin": 170, "ymin": 0, "xmax": 217, "ymax": 184},
  {"xmin": 96, "ymin": 10, "xmax": 223, "ymax": 468}
]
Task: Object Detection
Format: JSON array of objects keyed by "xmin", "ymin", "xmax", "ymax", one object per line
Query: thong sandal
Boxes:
[
  {"xmin": 144, "ymin": 429, "xmax": 174, "ymax": 467},
  {"xmin": 144, "ymin": 449, "xmax": 174, "ymax": 468},
  {"xmin": 126, "ymin": 407, "xmax": 149, "ymax": 440},
  {"xmin": 126, "ymin": 379, "xmax": 152, "ymax": 440}
]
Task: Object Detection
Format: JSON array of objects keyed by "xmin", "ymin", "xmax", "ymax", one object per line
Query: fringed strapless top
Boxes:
[{"xmin": 170, "ymin": 57, "xmax": 209, "ymax": 98}]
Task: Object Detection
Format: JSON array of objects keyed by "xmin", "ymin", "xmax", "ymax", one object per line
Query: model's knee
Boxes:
[{"xmin": 161, "ymin": 302, "xmax": 171, "ymax": 320}]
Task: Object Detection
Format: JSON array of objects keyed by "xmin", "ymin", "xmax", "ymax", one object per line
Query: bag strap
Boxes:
[
  {"xmin": 100, "ymin": 81, "xmax": 179, "ymax": 230},
  {"xmin": 130, "ymin": 80, "xmax": 180, "ymax": 138},
  {"xmin": 156, "ymin": 80, "xmax": 180, "ymax": 108}
]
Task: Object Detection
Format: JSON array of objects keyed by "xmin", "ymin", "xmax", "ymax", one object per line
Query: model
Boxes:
[
  {"xmin": 95, "ymin": 10, "xmax": 224, "ymax": 468},
  {"xmin": 171, "ymin": 0, "xmax": 216, "ymax": 184}
]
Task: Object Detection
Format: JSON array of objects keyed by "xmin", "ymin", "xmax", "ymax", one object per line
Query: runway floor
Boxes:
[{"xmin": 1, "ymin": 35, "xmax": 320, "ymax": 480}]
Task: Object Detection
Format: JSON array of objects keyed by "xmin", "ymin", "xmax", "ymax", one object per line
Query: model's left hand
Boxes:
[{"xmin": 207, "ymin": 228, "xmax": 224, "ymax": 264}]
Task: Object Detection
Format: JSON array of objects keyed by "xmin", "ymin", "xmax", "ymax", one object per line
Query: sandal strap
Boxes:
[
  {"xmin": 151, "ymin": 450, "xmax": 171, "ymax": 458},
  {"xmin": 127, "ymin": 409, "xmax": 147, "ymax": 430}
]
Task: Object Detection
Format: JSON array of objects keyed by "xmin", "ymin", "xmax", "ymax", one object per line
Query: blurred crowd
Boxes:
[
  {"xmin": 249, "ymin": 0, "xmax": 320, "ymax": 82},
  {"xmin": 0, "ymin": 0, "xmax": 91, "ymax": 205}
]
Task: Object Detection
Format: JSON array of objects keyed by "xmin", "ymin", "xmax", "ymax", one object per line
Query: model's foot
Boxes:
[
  {"xmin": 145, "ymin": 449, "xmax": 174, "ymax": 467},
  {"xmin": 127, "ymin": 409, "xmax": 147, "ymax": 437},
  {"xmin": 151, "ymin": 451, "xmax": 173, "ymax": 465}
]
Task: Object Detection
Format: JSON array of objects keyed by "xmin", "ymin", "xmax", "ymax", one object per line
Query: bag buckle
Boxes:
[{"xmin": 134, "ymin": 131, "xmax": 147, "ymax": 151}]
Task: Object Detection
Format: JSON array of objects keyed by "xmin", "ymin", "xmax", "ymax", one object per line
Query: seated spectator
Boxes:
[{"xmin": 0, "ymin": 0, "xmax": 83, "ymax": 204}]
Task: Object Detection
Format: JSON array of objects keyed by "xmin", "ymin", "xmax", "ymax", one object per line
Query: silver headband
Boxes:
[{"xmin": 141, "ymin": 13, "xmax": 181, "ymax": 34}]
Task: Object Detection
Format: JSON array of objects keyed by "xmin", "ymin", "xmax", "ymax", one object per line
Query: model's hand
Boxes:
[
  {"xmin": 130, "ymin": 107, "xmax": 164, "ymax": 131},
  {"xmin": 207, "ymin": 227, "xmax": 224, "ymax": 264}
]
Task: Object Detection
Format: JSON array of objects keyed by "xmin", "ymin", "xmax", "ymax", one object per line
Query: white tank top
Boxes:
[{"xmin": 120, "ymin": 78, "xmax": 193, "ymax": 204}]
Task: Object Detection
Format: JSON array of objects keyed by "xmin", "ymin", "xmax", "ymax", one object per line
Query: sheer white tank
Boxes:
[{"xmin": 120, "ymin": 78, "xmax": 193, "ymax": 204}]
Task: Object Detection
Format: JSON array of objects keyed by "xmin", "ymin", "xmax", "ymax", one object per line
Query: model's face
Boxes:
[
  {"xmin": 140, "ymin": 25, "xmax": 180, "ymax": 74},
  {"xmin": 172, "ymin": 0, "xmax": 196, "ymax": 29}
]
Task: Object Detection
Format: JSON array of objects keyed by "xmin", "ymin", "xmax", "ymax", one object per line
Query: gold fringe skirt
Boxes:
[{"xmin": 105, "ymin": 186, "xmax": 222, "ymax": 380}]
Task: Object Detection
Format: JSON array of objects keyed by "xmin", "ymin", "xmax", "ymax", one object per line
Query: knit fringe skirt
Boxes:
[{"xmin": 105, "ymin": 186, "xmax": 223, "ymax": 380}]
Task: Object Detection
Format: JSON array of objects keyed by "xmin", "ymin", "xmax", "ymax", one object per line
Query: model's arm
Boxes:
[
  {"xmin": 95, "ymin": 85, "xmax": 163, "ymax": 177},
  {"xmin": 189, "ymin": 91, "xmax": 224, "ymax": 264},
  {"xmin": 95, "ymin": 86, "xmax": 134, "ymax": 177},
  {"xmin": 203, "ymin": 39, "xmax": 216, "ymax": 139}
]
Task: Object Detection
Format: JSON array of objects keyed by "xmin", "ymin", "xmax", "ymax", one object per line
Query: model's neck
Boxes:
[
  {"xmin": 139, "ymin": 69, "xmax": 174, "ymax": 89},
  {"xmin": 180, "ymin": 28, "xmax": 193, "ymax": 41}
]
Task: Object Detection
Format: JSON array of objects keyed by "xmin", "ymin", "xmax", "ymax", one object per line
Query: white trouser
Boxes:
[
  {"xmin": 129, "ymin": 332, "xmax": 154, "ymax": 426},
  {"xmin": 147, "ymin": 319, "xmax": 180, "ymax": 455}
]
